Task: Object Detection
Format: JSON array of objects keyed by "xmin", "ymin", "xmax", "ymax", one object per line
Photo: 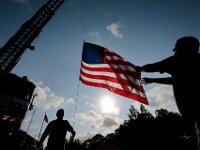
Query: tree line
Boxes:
[{"xmin": 65, "ymin": 104, "xmax": 198, "ymax": 150}]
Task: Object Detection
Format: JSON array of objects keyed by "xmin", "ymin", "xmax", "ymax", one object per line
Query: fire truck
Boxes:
[{"xmin": 0, "ymin": 0, "xmax": 65, "ymax": 149}]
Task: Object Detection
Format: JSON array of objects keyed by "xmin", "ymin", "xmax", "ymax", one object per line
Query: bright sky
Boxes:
[{"xmin": 1, "ymin": 0, "xmax": 200, "ymax": 144}]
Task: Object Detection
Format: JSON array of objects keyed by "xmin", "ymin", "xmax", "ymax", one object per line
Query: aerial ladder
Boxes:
[
  {"xmin": 0, "ymin": 0, "xmax": 65, "ymax": 72},
  {"xmin": 0, "ymin": 0, "xmax": 65, "ymax": 149}
]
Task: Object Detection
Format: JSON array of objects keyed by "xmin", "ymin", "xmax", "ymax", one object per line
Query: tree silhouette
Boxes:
[
  {"xmin": 128, "ymin": 104, "xmax": 139, "ymax": 120},
  {"xmin": 67, "ymin": 104, "xmax": 198, "ymax": 150}
]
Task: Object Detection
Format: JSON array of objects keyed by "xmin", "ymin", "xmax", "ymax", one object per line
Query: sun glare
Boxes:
[{"xmin": 100, "ymin": 95, "xmax": 119, "ymax": 114}]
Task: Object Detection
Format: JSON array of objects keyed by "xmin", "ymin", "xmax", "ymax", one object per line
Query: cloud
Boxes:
[
  {"xmin": 106, "ymin": 22, "xmax": 124, "ymax": 38},
  {"xmin": 131, "ymin": 84, "xmax": 179, "ymax": 116},
  {"xmin": 144, "ymin": 85, "xmax": 179, "ymax": 114},
  {"xmin": 76, "ymin": 110, "xmax": 122, "ymax": 128},
  {"xmin": 91, "ymin": 116, "xmax": 123, "ymax": 137},
  {"xmin": 75, "ymin": 132, "xmax": 96, "ymax": 142},
  {"xmin": 76, "ymin": 115, "xmax": 123, "ymax": 142},
  {"xmin": 34, "ymin": 81, "xmax": 75, "ymax": 110},
  {"xmin": 85, "ymin": 102, "xmax": 98, "ymax": 109},
  {"xmin": 102, "ymin": 116, "xmax": 119, "ymax": 127},
  {"xmin": 147, "ymin": 85, "xmax": 177, "ymax": 109},
  {"xmin": 76, "ymin": 110, "xmax": 102, "ymax": 123},
  {"xmin": 75, "ymin": 109, "xmax": 123, "ymax": 142}
]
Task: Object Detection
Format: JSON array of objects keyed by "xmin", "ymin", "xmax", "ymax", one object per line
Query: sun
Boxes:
[{"xmin": 100, "ymin": 95, "xmax": 119, "ymax": 114}]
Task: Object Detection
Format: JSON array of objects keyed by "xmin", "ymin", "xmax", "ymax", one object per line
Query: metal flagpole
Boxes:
[
  {"xmin": 72, "ymin": 0, "xmax": 85, "ymax": 129},
  {"xmin": 72, "ymin": 80, "xmax": 80, "ymax": 128},
  {"xmin": 38, "ymin": 113, "xmax": 45, "ymax": 141}
]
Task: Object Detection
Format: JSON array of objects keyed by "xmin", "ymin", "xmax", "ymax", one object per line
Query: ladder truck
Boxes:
[{"xmin": 0, "ymin": 0, "xmax": 65, "ymax": 149}]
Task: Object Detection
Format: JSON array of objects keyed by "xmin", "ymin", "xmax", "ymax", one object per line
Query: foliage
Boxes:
[{"xmin": 65, "ymin": 104, "xmax": 198, "ymax": 150}]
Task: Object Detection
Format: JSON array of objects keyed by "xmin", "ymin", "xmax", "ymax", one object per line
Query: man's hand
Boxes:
[
  {"xmin": 69, "ymin": 130, "xmax": 76, "ymax": 142},
  {"xmin": 71, "ymin": 130, "xmax": 76, "ymax": 138},
  {"xmin": 142, "ymin": 78, "xmax": 154, "ymax": 84},
  {"xmin": 37, "ymin": 144, "xmax": 42, "ymax": 150}
]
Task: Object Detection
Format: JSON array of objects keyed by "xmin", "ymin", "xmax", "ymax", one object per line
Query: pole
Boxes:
[
  {"xmin": 38, "ymin": 115, "xmax": 45, "ymax": 141},
  {"xmin": 72, "ymin": 80, "xmax": 80, "ymax": 128}
]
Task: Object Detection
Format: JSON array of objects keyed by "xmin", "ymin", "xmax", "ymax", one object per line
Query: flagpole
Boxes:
[
  {"xmin": 38, "ymin": 114, "xmax": 45, "ymax": 141},
  {"xmin": 72, "ymin": 80, "xmax": 80, "ymax": 128}
]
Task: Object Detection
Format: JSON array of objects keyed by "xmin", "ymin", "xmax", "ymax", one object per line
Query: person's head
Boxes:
[
  {"xmin": 173, "ymin": 36, "xmax": 199, "ymax": 55},
  {"xmin": 56, "ymin": 109, "xmax": 64, "ymax": 120}
]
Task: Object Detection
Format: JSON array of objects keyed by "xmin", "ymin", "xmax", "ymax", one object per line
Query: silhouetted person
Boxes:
[
  {"xmin": 135, "ymin": 36, "xmax": 200, "ymax": 150},
  {"xmin": 37, "ymin": 109, "xmax": 76, "ymax": 150}
]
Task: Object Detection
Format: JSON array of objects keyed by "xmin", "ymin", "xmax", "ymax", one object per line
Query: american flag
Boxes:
[
  {"xmin": 80, "ymin": 42, "xmax": 148, "ymax": 104},
  {"xmin": 44, "ymin": 113, "xmax": 48, "ymax": 123}
]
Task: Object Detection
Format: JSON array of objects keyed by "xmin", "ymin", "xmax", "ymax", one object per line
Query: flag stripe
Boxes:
[
  {"xmin": 80, "ymin": 42, "xmax": 148, "ymax": 104},
  {"xmin": 80, "ymin": 71, "xmax": 144, "ymax": 92},
  {"xmin": 80, "ymin": 68, "xmax": 141, "ymax": 87},
  {"xmin": 80, "ymin": 73, "xmax": 146, "ymax": 98},
  {"xmin": 81, "ymin": 65, "xmax": 144, "ymax": 92},
  {"xmin": 81, "ymin": 62, "xmax": 140, "ymax": 79},
  {"xmin": 104, "ymin": 49, "xmax": 137, "ymax": 67},
  {"xmin": 82, "ymin": 60, "xmax": 136, "ymax": 72},
  {"xmin": 105, "ymin": 59, "xmax": 136, "ymax": 68},
  {"xmin": 82, "ymin": 61, "xmax": 110, "ymax": 68},
  {"xmin": 80, "ymin": 77, "xmax": 148, "ymax": 104},
  {"xmin": 81, "ymin": 63, "xmax": 141, "ymax": 86}
]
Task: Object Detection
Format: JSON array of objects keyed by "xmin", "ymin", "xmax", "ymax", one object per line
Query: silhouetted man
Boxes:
[
  {"xmin": 37, "ymin": 109, "xmax": 76, "ymax": 150},
  {"xmin": 135, "ymin": 36, "xmax": 200, "ymax": 150}
]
